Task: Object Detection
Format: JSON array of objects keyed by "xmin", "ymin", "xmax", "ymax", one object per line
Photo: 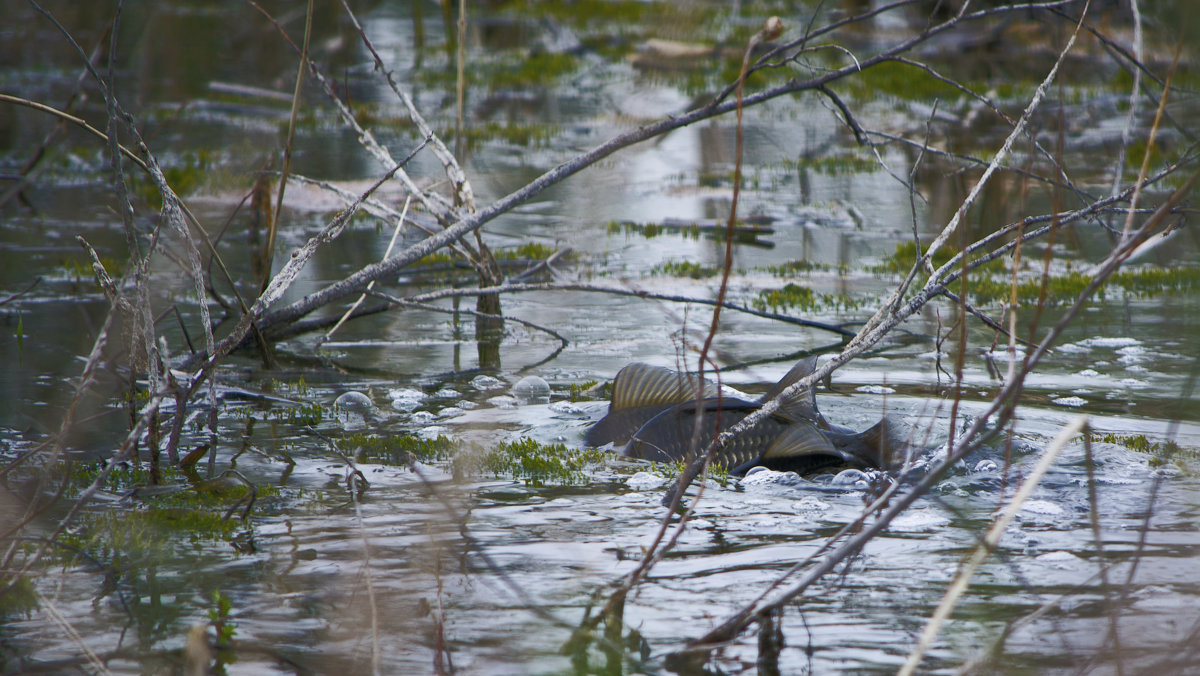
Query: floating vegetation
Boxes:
[
  {"xmin": 407, "ymin": 242, "xmax": 565, "ymax": 279},
  {"xmin": 654, "ymin": 457, "xmax": 731, "ymax": 487},
  {"xmin": 59, "ymin": 255, "xmax": 123, "ymax": 286},
  {"xmin": 782, "ymin": 154, "xmax": 879, "ymax": 176},
  {"xmin": 608, "ymin": 219, "xmax": 773, "ymax": 245},
  {"xmin": 465, "ymin": 437, "xmax": 608, "ymax": 487},
  {"xmin": 751, "ymin": 283, "xmax": 864, "ymax": 313},
  {"xmin": 1094, "ymin": 433, "xmax": 1197, "ymax": 468},
  {"xmin": 652, "ymin": 260, "xmax": 719, "ymax": 279},
  {"xmin": 339, "ymin": 433, "xmax": 458, "ymax": 464},
  {"xmin": 870, "ymin": 241, "xmax": 996, "ymax": 275},
  {"xmin": 569, "ymin": 380, "xmax": 600, "ymax": 402},
  {"xmin": 872, "ymin": 242, "xmax": 1200, "ymax": 307},
  {"xmin": 505, "ymin": 242, "xmax": 560, "ymax": 261},
  {"xmin": 514, "ymin": 0, "xmax": 654, "ymax": 27},
  {"xmin": 754, "ymin": 283, "xmax": 816, "ymax": 313},
  {"xmin": 0, "ymin": 574, "xmax": 37, "ymax": 618},
  {"xmin": 450, "ymin": 119, "xmax": 561, "ymax": 150},
  {"xmin": 266, "ymin": 376, "xmax": 309, "ymax": 397},
  {"xmin": 265, "ymin": 402, "xmax": 326, "ymax": 427},
  {"xmin": 1112, "ymin": 264, "xmax": 1200, "ymax": 297},
  {"xmin": 763, "ymin": 259, "xmax": 829, "ymax": 276}
]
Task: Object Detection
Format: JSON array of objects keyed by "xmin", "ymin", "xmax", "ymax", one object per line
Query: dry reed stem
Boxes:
[
  {"xmin": 321, "ymin": 196, "xmax": 414, "ymax": 345},
  {"xmin": 267, "ymin": 0, "xmax": 314, "ymax": 288},
  {"xmin": 897, "ymin": 415, "xmax": 1090, "ymax": 675}
]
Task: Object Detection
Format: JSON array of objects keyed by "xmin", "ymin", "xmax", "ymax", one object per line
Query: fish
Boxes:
[{"xmin": 587, "ymin": 357, "xmax": 899, "ymax": 475}]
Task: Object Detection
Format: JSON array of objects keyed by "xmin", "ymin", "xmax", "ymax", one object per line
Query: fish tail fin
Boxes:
[{"xmin": 847, "ymin": 416, "xmax": 906, "ymax": 471}]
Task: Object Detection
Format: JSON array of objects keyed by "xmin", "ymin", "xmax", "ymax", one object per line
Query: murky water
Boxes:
[{"xmin": 2, "ymin": 1, "xmax": 1199, "ymax": 674}]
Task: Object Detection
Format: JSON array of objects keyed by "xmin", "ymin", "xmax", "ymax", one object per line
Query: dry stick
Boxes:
[
  {"xmin": 341, "ymin": 0, "xmax": 499, "ymax": 285},
  {"xmin": 403, "ymin": 282, "xmax": 855, "ymax": 337},
  {"xmin": 0, "ymin": 94, "xmax": 149, "ymax": 173},
  {"xmin": 365, "ymin": 290, "xmax": 569, "ymax": 348},
  {"xmin": 957, "ymin": 568, "xmax": 1111, "ymax": 674},
  {"xmin": 455, "ymin": 0, "xmax": 466, "ymax": 164},
  {"xmin": 263, "ymin": 280, "xmax": 860, "ymax": 346},
  {"xmin": 3, "ymin": 88, "xmax": 268, "ymax": 362},
  {"xmin": 189, "ymin": 161, "xmax": 407, "ymax": 380},
  {"xmin": 1080, "ymin": 431, "xmax": 1125, "ymax": 676},
  {"xmin": 240, "ymin": 3, "xmax": 1076, "ymax": 342},
  {"xmin": 879, "ymin": 0, "xmax": 1092, "ymax": 341},
  {"xmin": 36, "ymin": 0, "xmax": 224, "ymax": 464},
  {"xmin": 1110, "ymin": 0, "xmax": 1144, "ymax": 199},
  {"xmin": 687, "ymin": 16, "xmax": 784, "ymax": 505},
  {"xmin": 266, "ymin": 0, "xmax": 314, "ymax": 284},
  {"xmin": 246, "ymin": 1, "xmax": 456, "ymax": 224},
  {"xmin": 708, "ymin": 71, "xmax": 1089, "ymax": 505},
  {"xmin": 898, "ymin": 415, "xmax": 1090, "ymax": 676},
  {"xmin": 338, "ymin": 0, "xmax": 475, "ymax": 213},
  {"xmin": 874, "ymin": 57, "xmax": 1092, "ymax": 207},
  {"xmin": 1, "ymin": 386, "xmax": 161, "ymax": 595},
  {"xmin": 348, "ymin": 471, "xmax": 381, "ymax": 676},
  {"xmin": 1119, "ymin": 46, "xmax": 1180, "ymax": 243},
  {"xmin": 681, "ymin": 162, "xmax": 1200, "ymax": 655},
  {"xmin": 569, "ymin": 21, "xmax": 789, "ymax": 656},
  {"xmin": 0, "ymin": 25, "xmax": 108, "ymax": 209},
  {"xmin": 320, "ymin": 196, "xmax": 413, "ymax": 346},
  {"xmin": 34, "ymin": 588, "xmax": 114, "ymax": 676}
]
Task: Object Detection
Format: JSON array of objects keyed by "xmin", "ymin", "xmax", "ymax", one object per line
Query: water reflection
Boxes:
[{"xmin": 2, "ymin": 1, "xmax": 1199, "ymax": 674}]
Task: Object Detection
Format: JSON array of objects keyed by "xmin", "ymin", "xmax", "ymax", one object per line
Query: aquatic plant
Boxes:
[
  {"xmin": 651, "ymin": 260, "xmax": 720, "ymax": 279},
  {"xmin": 465, "ymin": 438, "xmax": 608, "ymax": 487},
  {"xmin": 2, "ymin": 0, "xmax": 1197, "ymax": 673},
  {"xmin": 340, "ymin": 433, "xmax": 458, "ymax": 464}
]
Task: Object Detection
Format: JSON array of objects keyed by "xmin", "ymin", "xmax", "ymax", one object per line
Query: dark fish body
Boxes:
[{"xmin": 588, "ymin": 358, "xmax": 899, "ymax": 474}]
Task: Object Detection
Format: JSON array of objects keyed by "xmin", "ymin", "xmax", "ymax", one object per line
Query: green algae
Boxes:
[
  {"xmin": 752, "ymin": 283, "xmax": 863, "ymax": 313},
  {"xmin": 763, "ymin": 259, "xmax": 829, "ymax": 276},
  {"xmin": 753, "ymin": 283, "xmax": 817, "ymax": 313},
  {"xmin": 782, "ymin": 154, "xmax": 879, "ymax": 176},
  {"xmin": 339, "ymin": 433, "xmax": 458, "ymax": 464},
  {"xmin": 569, "ymin": 380, "xmax": 600, "ymax": 402},
  {"xmin": 652, "ymin": 260, "xmax": 719, "ymax": 279},
  {"xmin": 0, "ymin": 573, "xmax": 38, "ymax": 618},
  {"xmin": 263, "ymin": 402, "xmax": 324, "ymax": 426},
  {"xmin": 872, "ymin": 242, "xmax": 1200, "ymax": 307},
  {"xmin": 1093, "ymin": 433, "xmax": 1198, "ymax": 469},
  {"xmin": 465, "ymin": 437, "xmax": 608, "ymax": 487}
]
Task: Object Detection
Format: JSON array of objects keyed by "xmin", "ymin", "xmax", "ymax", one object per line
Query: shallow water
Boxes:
[{"xmin": 2, "ymin": 1, "xmax": 1199, "ymax": 674}]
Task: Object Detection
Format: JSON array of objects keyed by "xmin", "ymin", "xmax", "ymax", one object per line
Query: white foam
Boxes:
[
  {"xmin": 792, "ymin": 496, "xmax": 830, "ymax": 512},
  {"xmin": 626, "ymin": 472, "xmax": 667, "ymax": 490},
  {"xmin": 1052, "ymin": 396, "xmax": 1088, "ymax": 407},
  {"xmin": 1019, "ymin": 499, "xmax": 1065, "ymax": 516}
]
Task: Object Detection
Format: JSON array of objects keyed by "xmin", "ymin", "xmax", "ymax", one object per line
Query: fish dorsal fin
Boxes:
[
  {"xmin": 759, "ymin": 357, "xmax": 820, "ymax": 422},
  {"xmin": 848, "ymin": 416, "xmax": 905, "ymax": 470},
  {"xmin": 761, "ymin": 421, "xmax": 838, "ymax": 460},
  {"xmin": 610, "ymin": 363, "xmax": 719, "ymax": 411}
]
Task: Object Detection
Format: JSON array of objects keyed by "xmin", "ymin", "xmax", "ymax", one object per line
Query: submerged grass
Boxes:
[
  {"xmin": 873, "ymin": 242, "xmax": 1200, "ymax": 306},
  {"xmin": 751, "ymin": 283, "xmax": 863, "ymax": 313},
  {"xmin": 652, "ymin": 260, "xmax": 720, "ymax": 279},
  {"xmin": 464, "ymin": 437, "xmax": 608, "ymax": 487},
  {"xmin": 340, "ymin": 433, "xmax": 458, "ymax": 464},
  {"xmin": 1094, "ymin": 433, "xmax": 1199, "ymax": 468}
]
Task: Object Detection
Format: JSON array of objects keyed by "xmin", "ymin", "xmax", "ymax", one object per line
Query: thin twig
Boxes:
[{"xmin": 898, "ymin": 415, "xmax": 1089, "ymax": 675}]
